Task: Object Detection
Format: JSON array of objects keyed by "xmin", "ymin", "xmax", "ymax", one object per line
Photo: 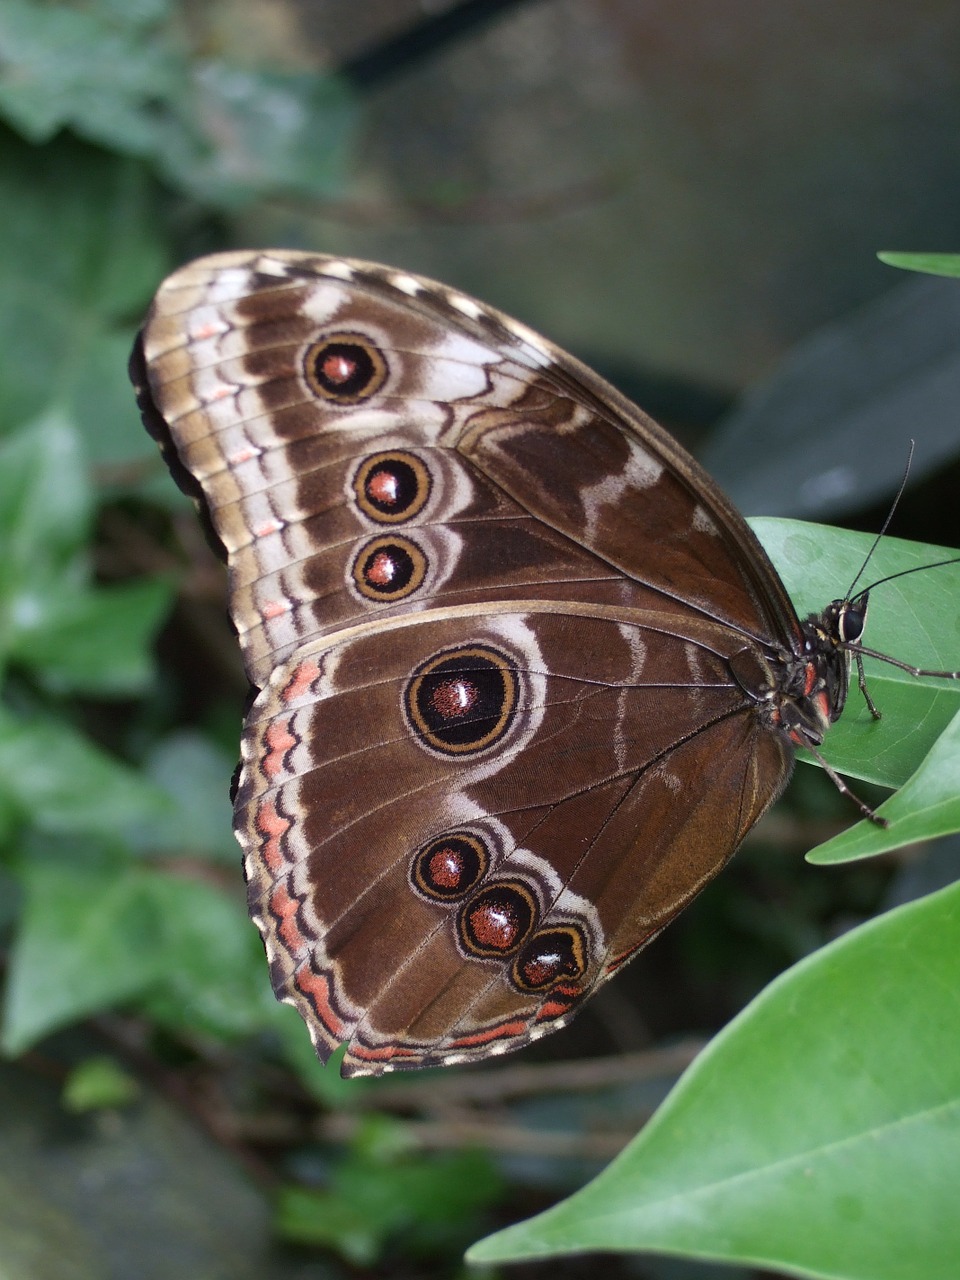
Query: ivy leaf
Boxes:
[
  {"xmin": 2, "ymin": 852, "xmax": 168, "ymax": 1053},
  {"xmin": 0, "ymin": 707, "xmax": 171, "ymax": 837}
]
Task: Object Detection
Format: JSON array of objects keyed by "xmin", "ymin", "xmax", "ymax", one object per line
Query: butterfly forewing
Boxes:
[{"xmin": 133, "ymin": 250, "xmax": 807, "ymax": 1073}]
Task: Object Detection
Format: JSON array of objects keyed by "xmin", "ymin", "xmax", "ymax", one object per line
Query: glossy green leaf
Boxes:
[
  {"xmin": 754, "ymin": 519, "xmax": 960, "ymax": 788},
  {"xmin": 809, "ymin": 709, "xmax": 960, "ymax": 863},
  {"xmin": 877, "ymin": 252, "xmax": 960, "ymax": 279},
  {"xmin": 468, "ymin": 880, "xmax": 960, "ymax": 1278}
]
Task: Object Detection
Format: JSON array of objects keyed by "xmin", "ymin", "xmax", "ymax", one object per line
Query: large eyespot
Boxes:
[
  {"xmin": 304, "ymin": 333, "xmax": 388, "ymax": 403},
  {"xmin": 352, "ymin": 535, "xmax": 427, "ymax": 601},
  {"xmin": 405, "ymin": 645, "xmax": 518, "ymax": 756},
  {"xmin": 354, "ymin": 451, "xmax": 431, "ymax": 524},
  {"xmin": 410, "ymin": 832, "xmax": 489, "ymax": 902},
  {"xmin": 512, "ymin": 925, "xmax": 588, "ymax": 992},
  {"xmin": 458, "ymin": 880, "xmax": 537, "ymax": 958}
]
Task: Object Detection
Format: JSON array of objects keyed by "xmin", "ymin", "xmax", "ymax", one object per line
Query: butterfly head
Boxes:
[
  {"xmin": 782, "ymin": 593, "xmax": 873, "ymax": 750},
  {"xmin": 817, "ymin": 591, "xmax": 870, "ymax": 651}
]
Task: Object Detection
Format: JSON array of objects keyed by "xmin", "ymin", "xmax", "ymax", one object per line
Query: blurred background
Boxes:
[{"xmin": 0, "ymin": 2, "xmax": 958, "ymax": 1277}]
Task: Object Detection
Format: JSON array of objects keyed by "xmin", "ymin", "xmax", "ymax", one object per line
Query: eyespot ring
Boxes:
[
  {"xmin": 410, "ymin": 832, "xmax": 489, "ymax": 903},
  {"xmin": 457, "ymin": 880, "xmax": 538, "ymax": 958},
  {"xmin": 353, "ymin": 451, "xmax": 431, "ymax": 524},
  {"xmin": 352, "ymin": 535, "xmax": 427, "ymax": 601},
  {"xmin": 404, "ymin": 645, "xmax": 518, "ymax": 756},
  {"xmin": 304, "ymin": 332, "xmax": 388, "ymax": 404}
]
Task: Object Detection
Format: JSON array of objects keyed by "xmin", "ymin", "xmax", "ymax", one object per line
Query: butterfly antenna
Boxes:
[
  {"xmin": 844, "ymin": 439, "xmax": 915, "ymax": 600},
  {"xmin": 857, "ymin": 554, "xmax": 960, "ymax": 597}
]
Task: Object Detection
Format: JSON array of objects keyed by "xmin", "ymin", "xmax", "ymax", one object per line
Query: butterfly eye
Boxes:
[
  {"xmin": 840, "ymin": 604, "xmax": 867, "ymax": 644},
  {"xmin": 304, "ymin": 332, "xmax": 388, "ymax": 403}
]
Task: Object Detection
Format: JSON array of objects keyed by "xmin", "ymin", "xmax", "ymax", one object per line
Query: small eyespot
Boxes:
[
  {"xmin": 304, "ymin": 333, "xmax": 388, "ymax": 403},
  {"xmin": 410, "ymin": 832, "xmax": 489, "ymax": 902},
  {"xmin": 352, "ymin": 536, "xmax": 427, "ymax": 601},
  {"xmin": 512, "ymin": 925, "xmax": 588, "ymax": 992},
  {"xmin": 354, "ymin": 451, "xmax": 431, "ymax": 524},
  {"xmin": 457, "ymin": 880, "xmax": 537, "ymax": 958}
]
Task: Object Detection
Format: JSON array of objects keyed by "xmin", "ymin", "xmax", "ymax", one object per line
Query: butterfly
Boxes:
[{"xmin": 130, "ymin": 251, "xmax": 958, "ymax": 1075}]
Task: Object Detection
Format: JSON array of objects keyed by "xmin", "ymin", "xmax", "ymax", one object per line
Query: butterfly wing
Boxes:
[
  {"xmin": 133, "ymin": 251, "xmax": 801, "ymax": 685},
  {"xmin": 133, "ymin": 250, "xmax": 799, "ymax": 1072},
  {"xmin": 238, "ymin": 606, "xmax": 790, "ymax": 1073}
]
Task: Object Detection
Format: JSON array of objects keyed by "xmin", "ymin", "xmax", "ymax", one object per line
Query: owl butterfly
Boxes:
[{"xmin": 131, "ymin": 251, "xmax": 957, "ymax": 1077}]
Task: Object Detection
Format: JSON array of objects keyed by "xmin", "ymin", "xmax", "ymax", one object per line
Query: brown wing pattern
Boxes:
[
  {"xmin": 134, "ymin": 251, "xmax": 799, "ymax": 688},
  {"xmin": 236, "ymin": 605, "xmax": 791, "ymax": 1073},
  {"xmin": 133, "ymin": 250, "xmax": 798, "ymax": 1073}
]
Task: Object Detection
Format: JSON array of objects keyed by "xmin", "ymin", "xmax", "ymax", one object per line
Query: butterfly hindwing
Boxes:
[{"xmin": 236, "ymin": 604, "xmax": 789, "ymax": 1072}]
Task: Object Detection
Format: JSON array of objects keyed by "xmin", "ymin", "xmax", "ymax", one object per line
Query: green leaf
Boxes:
[
  {"xmin": 174, "ymin": 64, "xmax": 357, "ymax": 205},
  {"xmin": 809, "ymin": 709, "xmax": 960, "ymax": 862},
  {"xmin": 279, "ymin": 1138, "xmax": 503, "ymax": 1264},
  {"xmin": 137, "ymin": 874, "xmax": 273, "ymax": 1041},
  {"xmin": 0, "ymin": 2, "xmax": 180, "ymax": 144},
  {"xmin": 276, "ymin": 1186, "xmax": 381, "ymax": 1266},
  {"xmin": 468, "ymin": 880, "xmax": 960, "ymax": 1279},
  {"xmin": 0, "ymin": 129, "xmax": 168, "ymax": 465},
  {"xmin": 2, "ymin": 843, "xmax": 268, "ymax": 1052},
  {"xmin": 753, "ymin": 520, "xmax": 960, "ymax": 789},
  {"xmin": 0, "ymin": 414, "xmax": 89, "ymax": 589},
  {"xmin": 62, "ymin": 1054, "xmax": 141, "ymax": 1112},
  {"xmin": 0, "ymin": 5, "xmax": 357, "ymax": 207},
  {"xmin": 0, "ymin": 707, "xmax": 171, "ymax": 837},
  {"xmin": 877, "ymin": 251, "xmax": 960, "ymax": 279},
  {"xmin": 8, "ymin": 577, "xmax": 174, "ymax": 695},
  {"xmin": 703, "ymin": 279, "xmax": 960, "ymax": 522},
  {"xmin": 132, "ymin": 731, "xmax": 239, "ymax": 861},
  {"xmin": 0, "ymin": 414, "xmax": 172, "ymax": 692},
  {"xmin": 2, "ymin": 853, "xmax": 168, "ymax": 1053}
]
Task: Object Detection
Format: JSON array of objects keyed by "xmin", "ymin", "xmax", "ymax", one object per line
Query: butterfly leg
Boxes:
[
  {"xmin": 804, "ymin": 741, "xmax": 889, "ymax": 828},
  {"xmin": 856, "ymin": 652, "xmax": 882, "ymax": 720}
]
